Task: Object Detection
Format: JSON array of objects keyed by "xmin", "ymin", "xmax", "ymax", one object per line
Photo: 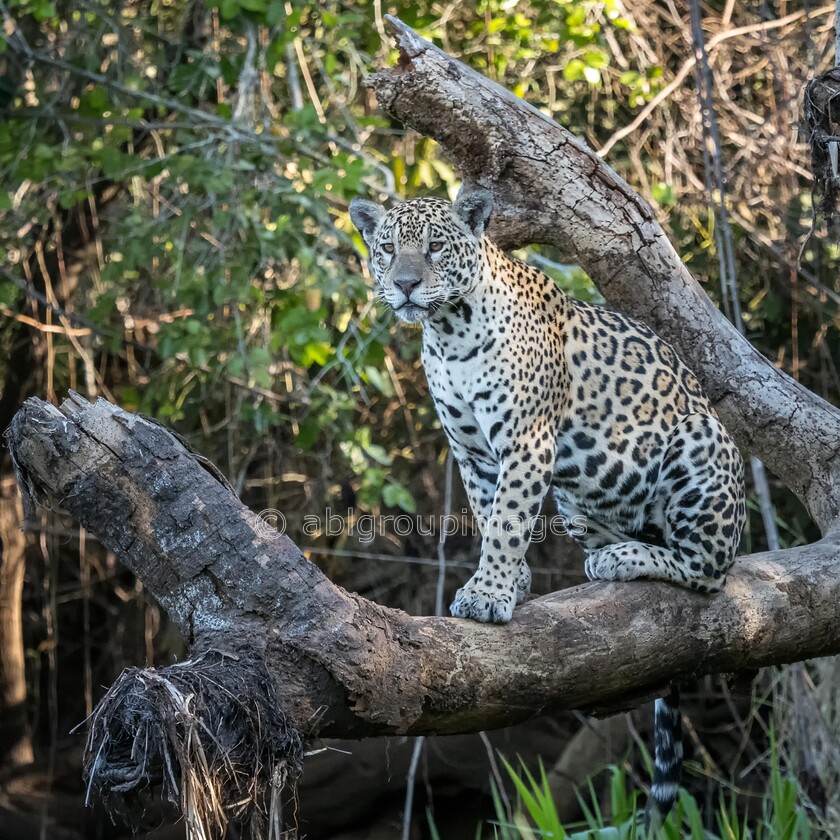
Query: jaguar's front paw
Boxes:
[{"xmin": 450, "ymin": 574, "xmax": 516, "ymax": 623}]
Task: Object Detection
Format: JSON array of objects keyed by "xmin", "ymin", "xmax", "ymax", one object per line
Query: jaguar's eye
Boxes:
[
  {"xmin": 381, "ymin": 242, "xmax": 395, "ymax": 254},
  {"xmin": 429, "ymin": 241, "xmax": 445, "ymax": 253}
]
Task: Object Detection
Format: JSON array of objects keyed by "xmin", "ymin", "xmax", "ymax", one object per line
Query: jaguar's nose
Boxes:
[{"xmin": 394, "ymin": 276, "xmax": 422, "ymax": 298}]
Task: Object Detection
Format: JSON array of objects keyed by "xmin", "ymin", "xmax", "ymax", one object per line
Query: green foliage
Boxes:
[
  {"xmin": 485, "ymin": 746, "xmax": 813, "ymax": 840},
  {"xmin": 2, "ymin": 0, "xmax": 672, "ymax": 518},
  {"xmin": 2, "ymin": 0, "xmax": 416, "ymax": 506},
  {"xmin": 502, "ymin": 757, "xmax": 567, "ymax": 838}
]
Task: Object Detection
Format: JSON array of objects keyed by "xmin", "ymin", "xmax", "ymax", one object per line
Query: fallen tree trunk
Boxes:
[
  {"xmin": 368, "ymin": 17, "xmax": 840, "ymax": 535},
  {"xmin": 8, "ymin": 394, "xmax": 840, "ymax": 739}
]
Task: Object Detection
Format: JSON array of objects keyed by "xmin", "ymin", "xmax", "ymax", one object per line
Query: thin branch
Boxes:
[
  {"xmin": 402, "ymin": 450, "xmax": 453, "ymax": 839},
  {"xmin": 402, "ymin": 738, "xmax": 425, "ymax": 840},
  {"xmin": 836, "ymin": 0, "xmax": 840, "ymax": 66},
  {"xmin": 1, "ymin": 23, "xmax": 398, "ymax": 197},
  {"xmin": 0, "ymin": 268, "xmax": 116, "ymax": 339}
]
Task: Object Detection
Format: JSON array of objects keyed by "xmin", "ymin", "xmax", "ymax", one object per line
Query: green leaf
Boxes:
[
  {"xmin": 363, "ymin": 365, "xmax": 395, "ymax": 397},
  {"xmin": 295, "ymin": 418, "xmax": 321, "ymax": 451},
  {"xmin": 265, "ymin": 1, "xmax": 282, "ymax": 24},
  {"xmin": 237, "ymin": 0, "xmax": 266, "ymax": 11},
  {"xmin": 300, "ymin": 341, "xmax": 331, "ymax": 366},
  {"xmin": 563, "ymin": 59, "xmax": 585, "ymax": 82},
  {"xmin": 100, "ymin": 146, "xmax": 126, "ymax": 179},
  {"xmin": 219, "ymin": 0, "xmax": 239, "ymax": 19},
  {"xmin": 33, "ymin": 0, "xmax": 56, "ymax": 21},
  {"xmin": 382, "ymin": 482, "xmax": 416, "ymax": 513},
  {"xmin": 652, "ymin": 182, "xmax": 676, "ymax": 207},
  {"xmin": 583, "ymin": 49, "xmax": 609, "ymax": 69},
  {"xmin": 363, "ymin": 443, "xmax": 391, "ymax": 466}
]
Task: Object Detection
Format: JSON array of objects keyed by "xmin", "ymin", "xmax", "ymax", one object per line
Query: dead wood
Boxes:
[
  {"xmin": 546, "ymin": 715, "xmax": 631, "ymax": 821},
  {"xmin": 83, "ymin": 652, "xmax": 302, "ymax": 835},
  {"xmin": 7, "ymin": 394, "xmax": 840, "ymax": 743},
  {"xmin": 367, "ymin": 16, "xmax": 840, "ymax": 535}
]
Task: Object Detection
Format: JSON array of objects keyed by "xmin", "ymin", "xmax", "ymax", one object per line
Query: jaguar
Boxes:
[{"xmin": 349, "ymin": 187, "xmax": 746, "ymax": 827}]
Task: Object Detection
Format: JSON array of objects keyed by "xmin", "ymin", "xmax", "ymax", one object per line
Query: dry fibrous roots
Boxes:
[
  {"xmin": 82, "ymin": 649, "xmax": 304, "ymax": 839},
  {"xmin": 803, "ymin": 67, "xmax": 840, "ymax": 234}
]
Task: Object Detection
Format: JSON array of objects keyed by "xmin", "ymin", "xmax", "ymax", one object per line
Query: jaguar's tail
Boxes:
[{"xmin": 644, "ymin": 686, "xmax": 682, "ymax": 834}]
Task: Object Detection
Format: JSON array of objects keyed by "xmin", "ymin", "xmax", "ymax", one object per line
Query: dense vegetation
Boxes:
[{"xmin": 1, "ymin": 0, "xmax": 839, "ymax": 836}]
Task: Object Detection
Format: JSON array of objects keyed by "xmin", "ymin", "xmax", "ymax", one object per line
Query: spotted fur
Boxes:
[{"xmin": 350, "ymin": 188, "xmax": 746, "ymax": 818}]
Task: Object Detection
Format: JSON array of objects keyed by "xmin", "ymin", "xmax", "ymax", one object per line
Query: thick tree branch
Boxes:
[
  {"xmin": 8, "ymin": 395, "xmax": 840, "ymax": 738},
  {"xmin": 368, "ymin": 17, "xmax": 840, "ymax": 534}
]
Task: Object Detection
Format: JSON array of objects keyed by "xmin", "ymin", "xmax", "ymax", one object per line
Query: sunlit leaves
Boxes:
[{"xmin": 619, "ymin": 66, "xmax": 663, "ymax": 106}]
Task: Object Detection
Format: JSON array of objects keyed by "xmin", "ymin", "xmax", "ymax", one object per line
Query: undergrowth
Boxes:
[{"xmin": 428, "ymin": 735, "xmax": 813, "ymax": 840}]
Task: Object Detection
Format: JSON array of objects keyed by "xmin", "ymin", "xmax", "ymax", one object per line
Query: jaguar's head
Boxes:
[{"xmin": 349, "ymin": 188, "xmax": 493, "ymax": 323}]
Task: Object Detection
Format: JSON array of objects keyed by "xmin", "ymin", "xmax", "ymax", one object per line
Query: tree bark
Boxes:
[
  {"xmin": 367, "ymin": 16, "xmax": 840, "ymax": 535},
  {"xmin": 7, "ymin": 394, "xmax": 840, "ymax": 738}
]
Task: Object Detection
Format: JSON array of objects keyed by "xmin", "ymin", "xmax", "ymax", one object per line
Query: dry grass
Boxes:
[{"xmin": 82, "ymin": 650, "xmax": 303, "ymax": 840}]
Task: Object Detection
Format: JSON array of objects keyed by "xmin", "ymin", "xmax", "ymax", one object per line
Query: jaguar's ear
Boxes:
[
  {"xmin": 454, "ymin": 186, "xmax": 493, "ymax": 238},
  {"xmin": 349, "ymin": 198, "xmax": 386, "ymax": 247}
]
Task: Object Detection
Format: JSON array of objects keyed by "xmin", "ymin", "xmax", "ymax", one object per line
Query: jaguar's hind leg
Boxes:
[{"xmin": 584, "ymin": 414, "xmax": 744, "ymax": 591}]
